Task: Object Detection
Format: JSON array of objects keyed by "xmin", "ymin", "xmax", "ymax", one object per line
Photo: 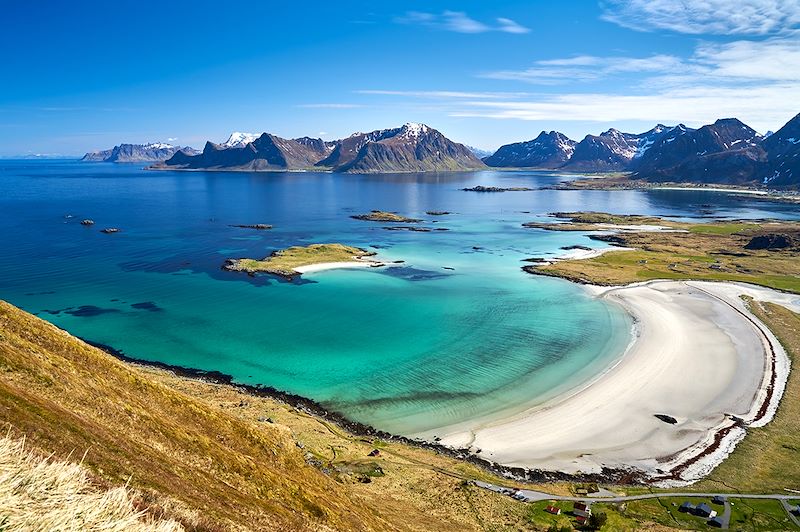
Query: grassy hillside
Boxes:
[{"xmin": 0, "ymin": 300, "xmax": 385, "ymax": 531}]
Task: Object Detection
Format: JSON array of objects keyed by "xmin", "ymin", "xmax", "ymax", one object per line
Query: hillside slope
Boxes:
[{"xmin": 0, "ymin": 300, "xmax": 385, "ymax": 531}]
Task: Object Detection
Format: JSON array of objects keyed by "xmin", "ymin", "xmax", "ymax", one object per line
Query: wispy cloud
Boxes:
[
  {"xmin": 296, "ymin": 103, "xmax": 364, "ymax": 109},
  {"xmin": 448, "ymin": 84, "xmax": 799, "ymax": 131},
  {"xmin": 483, "ymin": 54, "xmax": 682, "ymax": 84},
  {"xmin": 396, "ymin": 11, "xmax": 530, "ymax": 34},
  {"xmin": 356, "ymin": 90, "xmax": 531, "ymax": 99},
  {"xmin": 600, "ymin": 0, "xmax": 800, "ymax": 35}
]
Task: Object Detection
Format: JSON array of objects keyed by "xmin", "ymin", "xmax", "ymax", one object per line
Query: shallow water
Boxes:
[{"xmin": 2, "ymin": 160, "xmax": 798, "ymax": 434}]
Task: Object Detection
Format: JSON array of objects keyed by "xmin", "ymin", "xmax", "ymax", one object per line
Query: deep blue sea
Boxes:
[{"xmin": 2, "ymin": 160, "xmax": 799, "ymax": 435}]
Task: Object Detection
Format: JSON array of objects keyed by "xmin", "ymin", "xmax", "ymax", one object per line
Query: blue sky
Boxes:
[{"xmin": 1, "ymin": 0, "xmax": 798, "ymax": 155}]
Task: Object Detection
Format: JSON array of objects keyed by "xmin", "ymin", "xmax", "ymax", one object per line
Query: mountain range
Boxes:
[
  {"xmin": 82, "ymin": 143, "xmax": 198, "ymax": 163},
  {"xmin": 484, "ymin": 113, "xmax": 800, "ymax": 186},
  {"xmin": 154, "ymin": 123, "xmax": 485, "ymax": 173},
  {"xmin": 83, "ymin": 114, "xmax": 800, "ymax": 185}
]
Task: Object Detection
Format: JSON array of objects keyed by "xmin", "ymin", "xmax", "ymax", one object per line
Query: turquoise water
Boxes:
[{"xmin": 2, "ymin": 161, "xmax": 799, "ymax": 435}]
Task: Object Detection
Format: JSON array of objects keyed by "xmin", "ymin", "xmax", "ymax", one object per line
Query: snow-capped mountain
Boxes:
[
  {"xmin": 631, "ymin": 119, "xmax": 764, "ymax": 184},
  {"xmin": 82, "ymin": 143, "xmax": 197, "ymax": 163},
  {"xmin": 483, "ymin": 131, "xmax": 576, "ymax": 168},
  {"xmin": 561, "ymin": 128, "xmax": 654, "ymax": 171},
  {"xmin": 157, "ymin": 123, "xmax": 485, "ymax": 173},
  {"xmin": 220, "ymin": 132, "xmax": 259, "ymax": 148},
  {"xmin": 320, "ymin": 123, "xmax": 485, "ymax": 173},
  {"xmin": 159, "ymin": 133, "xmax": 333, "ymax": 171},
  {"xmin": 759, "ymin": 113, "xmax": 800, "ymax": 186}
]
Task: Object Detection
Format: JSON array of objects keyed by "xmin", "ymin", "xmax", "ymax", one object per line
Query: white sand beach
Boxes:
[
  {"xmin": 294, "ymin": 260, "xmax": 385, "ymax": 274},
  {"xmin": 434, "ymin": 280, "xmax": 797, "ymax": 484}
]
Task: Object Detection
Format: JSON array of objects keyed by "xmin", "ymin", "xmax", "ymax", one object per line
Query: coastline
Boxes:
[
  {"xmin": 428, "ymin": 279, "xmax": 795, "ymax": 485},
  {"xmin": 77, "ymin": 276, "xmax": 797, "ymax": 487},
  {"xmin": 80, "ymin": 336, "xmax": 640, "ymax": 485}
]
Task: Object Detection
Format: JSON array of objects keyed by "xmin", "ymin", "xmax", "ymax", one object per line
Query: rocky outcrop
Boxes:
[{"xmin": 745, "ymin": 233, "xmax": 798, "ymax": 250}]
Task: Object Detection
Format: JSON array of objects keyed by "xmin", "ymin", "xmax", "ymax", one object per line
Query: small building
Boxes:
[
  {"xmin": 708, "ymin": 516, "xmax": 724, "ymax": 528},
  {"xmin": 694, "ymin": 503, "xmax": 713, "ymax": 517},
  {"xmin": 679, "ymin": 502, "xmax": 695, "ymax": 513},
  {"xmin": 573, "ymin": 501, "xmax": 591, "ymax": 518},
  {"xmin": 575, "ymin": 515, "xmax": 588, "ymax": 526},
  {"xmin": 711, "ymin": 495, "xmax": 726, "ymax": 505},
  {"xmin": 544, "ymin": 505, "xmax": 561, "ymax": 515}
]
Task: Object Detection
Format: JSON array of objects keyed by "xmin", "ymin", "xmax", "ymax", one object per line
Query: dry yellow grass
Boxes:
[{"xmin": 0, "ymin": 433, "xmax": 182, "ymax": 531}]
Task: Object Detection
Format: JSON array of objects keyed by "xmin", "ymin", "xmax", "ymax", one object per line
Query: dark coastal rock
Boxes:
[
  {"xmin": 230, "ymin": 224, "xmax": 272, "ymax": 230},
  {"xmin": 589, "ymin": 234, "xmax": 628, "ymax": 245},
  {"xmin": 654, "ymin": 414, "xmax": 678, "ymax": 424},
  {"xmin": 382, "ymin": 226, "xmax": 449, "ymax": 232},
  {"xmin": 462, "ymin": 185, "xmax": 533, "ymax": 192},
  {"xmin": 80, "ymin": 219, "xmax": 94, "ymax": 226},
  {"xmin": 745, "ymin": 233, "xmax": 797, "ymax": 250},
  {"xmin": 561, "ymin": 245, "xmax": 593, "ymax": 251},
  {"xmin": 351, "ymin": 210, "xmax": 421, "ymax": 223},
  {"xmin": 426, "ymin": 211, "xmax": 451, "ymax": 215},
  {"xmin": 100, "ymin": 228, "xmax": 120, "ymax": 234}
]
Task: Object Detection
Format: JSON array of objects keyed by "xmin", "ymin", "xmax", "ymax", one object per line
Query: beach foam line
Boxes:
[{"xmin": 429, "ymin": 280, "xmax": 795, "ymax": 485}]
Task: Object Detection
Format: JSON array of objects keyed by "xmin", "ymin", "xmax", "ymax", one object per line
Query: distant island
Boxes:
[
  {"xmin": 223, "ymin": 243, "xmax": 382, "ymax": 279},
  {"xmin": 82, "ymin": 143, "xmax": 198, "ymax": 163},
  {"xmin": 151, "ymin": 123, "xmax": 486, "ymax": 174}
]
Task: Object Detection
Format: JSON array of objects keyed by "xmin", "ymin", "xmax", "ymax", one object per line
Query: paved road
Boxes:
[
  {"xmin": 474, "ymin": 480, "xmax": 799, "ymax": 503},
  {"xmin": 780, "ymin": 500, "xmax": 800, "ymax": 528},
  {"xmin": 475, "ymin": 481, "xmax": 800, "ymax": 528},
  {"xmin": 719, "ymin": 500, "xmax": 731, "ymax": 529}
]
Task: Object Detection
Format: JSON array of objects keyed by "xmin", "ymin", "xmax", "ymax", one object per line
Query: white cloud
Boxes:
[
  {"xmin": 496, "ymin": 17, "xmax": 531, "ymax": 34},
  {"xmin": 600, "ymin": 0, "xmax": 800, "ymax": 35},
  {"xmin": 396, "ymin": 11, "xmax": 530, "ymax": 34},
  {"xmin": 166, "ymin": 137, "xmax": 177, "ymax": 141}
]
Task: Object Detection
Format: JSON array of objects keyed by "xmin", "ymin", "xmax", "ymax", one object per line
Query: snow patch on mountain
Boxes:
[{"xmin": 221, "ymin": 132, "xmax": 259, "ymax": 148}]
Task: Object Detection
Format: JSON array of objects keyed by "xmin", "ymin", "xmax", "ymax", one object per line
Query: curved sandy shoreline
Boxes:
[{"xmin": 431, "ymin": 280, "xmax": 796, "ymax": 485}]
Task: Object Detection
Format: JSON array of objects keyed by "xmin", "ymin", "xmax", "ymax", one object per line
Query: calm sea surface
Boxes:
[{"xmin": 2, "ymin": 160, "xmax": 799, "ymax": 435}]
